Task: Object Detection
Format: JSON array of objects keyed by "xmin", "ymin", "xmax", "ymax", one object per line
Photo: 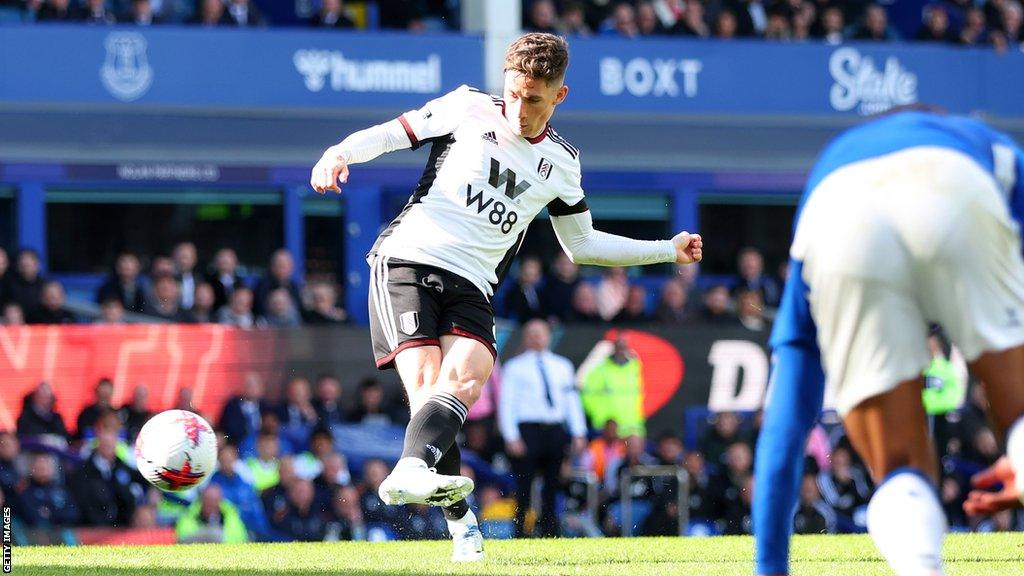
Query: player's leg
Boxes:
[
  {"xmin": 536, "ymin": 427, "xmax": 568, "ymax": 537},
  {"xmin": 842, "ymin": 379, "xmax": 944, "ymax": 576},
  {"xmin": 510, "ymin": 424, "xmax": 540, "ymax": 536},
  {"xmin": 965, "ymin": 347, "xmax": 1024, "ymax": 510}
]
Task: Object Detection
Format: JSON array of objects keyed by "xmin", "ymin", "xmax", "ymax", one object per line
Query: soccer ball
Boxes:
[{"xmin": 135, "ymin": 409, "xmax": 218, "ymax": 492}]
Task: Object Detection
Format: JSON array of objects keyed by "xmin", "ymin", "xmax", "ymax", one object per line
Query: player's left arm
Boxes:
[
  {"xmin": 753, "ymin": 259, "xmax": 826, "ymax": 576},
  {"xmin": 549, "ymin": 203, "xmax": 702, "ymax": 266}
]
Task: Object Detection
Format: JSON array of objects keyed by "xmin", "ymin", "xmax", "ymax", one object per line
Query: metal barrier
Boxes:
[
  {"xmin": 620, "ymin": 465, "xmax": 689, "ymax": 537},
  {"xmin": 529, "ymin": 468, "xmax": 600, "ymax": 534}
]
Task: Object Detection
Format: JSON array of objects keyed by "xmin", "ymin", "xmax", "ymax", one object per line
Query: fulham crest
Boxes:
[{"xmin": 537, "ymin": 158, "xmax": 553, "ymax": 181}]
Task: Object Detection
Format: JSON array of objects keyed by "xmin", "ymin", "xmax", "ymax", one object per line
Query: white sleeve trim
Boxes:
[
  {"xmin": 550, "ymin": 210, "xmax": 677, "ymax": 266},
  {"xmin": 334, "ymin": 118, "xmax": 412, "ymax": 165}
]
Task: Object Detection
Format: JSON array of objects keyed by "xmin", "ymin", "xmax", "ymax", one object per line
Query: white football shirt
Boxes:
[{"xmin": 368, "ymin": 85, "xmax": 587, "ymax": 297}]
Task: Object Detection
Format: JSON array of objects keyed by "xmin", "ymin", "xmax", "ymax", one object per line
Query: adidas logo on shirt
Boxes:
[{"xmin": 482, "ymin": 131, "xmax": 498, "ymax": 145}]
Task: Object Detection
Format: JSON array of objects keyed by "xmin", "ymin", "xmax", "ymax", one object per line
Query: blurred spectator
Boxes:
[
  {"xmin": 851, "ymin": 3, "xmax": 897, "ymax": 41},
  {"xmin": 219, "ymin": 372, "xmax": 269, "ymax": 446},
  {"xmin": 311, "ymin": 0, "xmax": 354, "ymax": 28},
  {"xmin": 260, "ymin": 456, "xmax": 297, "ymax": 525},
  {"xmin": 76, "ymin": 378, "xmax": 115, "ymax": 440},
  {"xmin": 655, "ymin": 279, "xmax": 690, "ymax": 324},
  {"xmin": 817, "ymin": 444, "xmax": 870, "ymax": 532},
  {"xmin": 700, "ymin": 411, "xmax": 747, "ymax": 467},
  {"xmin": 312, "ymin": 452, "xmax": 351, "ymax": 510},
  {"xmin": 651, "ymin": 0, "xmax": 685, "ymax": 29},
  {"xmin": 791, "ymin": 1, "xmax": 816, "ymax": 40},
  {"xmin": 731, "ymin": 0, "xmax": 768, "ymax": 37},
  {"xmin": 581, "ymin": 334, "xmax": 645, "ymax": 437},
  {"xmin": 917, "ymin": 4, "xmax": 959, "ymax": 43},
  {"xmin": 1001, "ymin": 1, "xmax": 1023, "ymax": 45},
  {"xmin": 606, "ymin": 435, "xmax": 658, "ymax": 534},
  {"xmin": 80, "ymin": 0, "xmax": 115, "ymax": 23},
  {"xmin": 187, "ymin": 282, "xmax": 216, "ymax": 323},
  {"xmin": 700, "ymin": 285, "xmax": 739, "ymax": 326},
  {"xmin": 96, "ymin": 252, "xmax": 146, "ymax": 314},
  {"xmin": 683, "ymin": 450, "xmax": 718, "ymax": 527},
  {"xmin": 258, "ymin": 287, "xmax": 302, "ymax": 328},
  {"xmin": 302, "ymin": 282, "xmax": 348, "ymax": 324},
  {"xmin": 143, "ymin": 274, "xmax": 190, "ymax": 322},
  {"xmin": 254, "ymin": 249, "xmax": 303, "ymax": 317},
  {"xmin": 655, "ymin": 432, "xmax": 684, "ymax": 466},
  {"xmin": 2, "ymin": 302, "xmax": 23, "ymax": 326},
  {"xmin": 358, "ymin": 458, "xmax": 401, "ymax": 525},
  {"xmin": 174, "ymin": 386, "xmax": 195, "ymax": 412},
  {"xmin": 276, "ymin": 377, "xmax": 319, "ymax": 451},
  {"xmin": 500, "ymin": 319, "xmax": 587, "ymax": 537},
  {"xmin": 348, "ymin": 377, "xmax": 406, "ymax": 425},
  {"xmin": 376, "ymin": 0, "xmax": 424, "ymax": 30},
  {"xmin": 209, "ymin": 440, "xmax": 270, "ymax": 541},
  {"xmin": 583, "ymin": 420, "xmax": 626, "ymax": 482},
  {"xmin": 37, "ymin": 0, "xmax": 74, "ymax": 20},
  {"xmin": 557, "ymin": 0, "xmax": 592, "ymax": 35},
  {"xmin": 216, "ymin": 286, "xmax": 256, "ymax": 328},
  {"xmin": 715, "ymin": 8, "xmax": 739, "ymax": 38},
  {"xmin": 596, "ymin": 267, "xmax": 629, "ymax": 321},
  {"xmin": 794, "ymin": 473, "xmax": 835, "ymax": 534},
  {"xmin": 224, "ymin": 0, "xmax": 263, "ymax": 26},
  {"xmin": 177, "ymin": 483, "xmax": 249, "ymax": 543},
  {"xmin": 0, "ymin": 431, "xmax": 21, "ymax": 494},
  {"xmin": 272, "ymin": 479, "xmax": 330, "ymax": 541},
  {"xmin": 736, "ymin": 288, "xmax": 767, "ymax": 332},
  {"xmin": 71, "ymin": 429, "xmax": 141, "ymax": 527},
  {"xmin": 526, "ymin": 0, "xmax": 559, "ymax": 33},
  {"xmin": 637, "ymin": 1, "xmax": 664, "ymax": 35},
  {"xmin": 733, "ymin": 247, "xmax": 780, "ymax": 308},
  {"xmin": 940, "ymin": 475, "xmax": 968, "ymax": 529},
  {"xmin": 960, "ymin": 6, "xmax": 990, "ymax": 46},
  {"xmin": 313, "ymin": 374, "xmax": 346, "ymax": 431},
  {"xmin": 764, "ymin": 7, "xmax": 790, "ymax": 39},
  {"xmin": 816, "ymin": 5, "xmax": 845, "ymax": 44},
  {"xmin": 673, "ymin": 0, "xmax": 710, "ymax": 37},
  {"xmin": 126, "ymin": 0, "xmax": 161, "ymax": 25},
  {"xmin": 245, "ymin": 431, "xmax": 283, "ymax": 492},
  {"xmin": 717, "ymin": 443, "xmax": 753, "ymax": 535},
  {"xmin": 173, "ymin": 241, "xmax": 199, "ymax": 310},
  {"xmin": 118, "ymin": 385, "xmax": 151, "ymax": 443},
  {"xmin": 189, "ymin": 0, "xmax": 226, "ymax": 26},
  {"xmin": 609, "ymin": 2, "xmax": 639, "ymax": 38},
  {"xmin": 326, "ymin": 485, "xmax": 366, "ymax": 541},
  {"xmin": 505, "ymin": 256, "xmax": 545, "ymax": 322},
  {"xmin": 98, "ymin": 296, "xmax": 126, "ymax": 324},
  {"xmin": 7, "ymin": 249, "xmax": 45, "ymax": 315},
  {"xmin": 207, "ymin": 248, "xmax": 242, "ymax": 311},
  {"xmin": 613, "ymin": 285, "xmax": 652, "ymax": 323},
  {"xmin": 17, "ymin": 382, "xmax": 69, "ymax": 443},
  {"xmin": 26, "ymin": 281, "xmax": 74, "ymax": 324},
  {"xmin": 130, "ymin": 503, "xmax": 157, "ymax": 528},
  {"xmin": 20, "ymin": 452, "xmax": 80, "ymax": 527},
  {"xmin": 542, "ymin": 253, "xmax": 579, "ymax": 322},
  {"xmin": 569, "ymin": 282, "xmax": 602, "ymax": 323}
]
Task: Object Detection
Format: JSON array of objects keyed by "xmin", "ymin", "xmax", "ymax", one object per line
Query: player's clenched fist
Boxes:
[
  {"xmin": 673, "ymin": 231, "xmax": 703, "ymax": 265},
  {"xmin": 310, "ymin": 146, "xmax": 349, "ymax": 194}
]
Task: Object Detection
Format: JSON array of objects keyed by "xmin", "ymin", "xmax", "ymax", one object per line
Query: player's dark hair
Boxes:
[{"xmin": 504, "ymin": 32, "xmax": 569, "ymax": 85}]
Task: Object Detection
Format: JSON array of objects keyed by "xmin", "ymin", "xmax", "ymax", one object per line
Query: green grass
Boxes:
[{"xmin": 10, "ymin": 533, "xmax": 1024, "ymax": 575}]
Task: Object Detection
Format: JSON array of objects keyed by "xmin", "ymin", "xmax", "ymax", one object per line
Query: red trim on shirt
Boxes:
[
  {"xmin": 398, "ymin": 115, "xmax": 419, "ymax": 148},
  {"xmin": 525, "ymin": 124, "xmax": 549, "ymax": 145}
]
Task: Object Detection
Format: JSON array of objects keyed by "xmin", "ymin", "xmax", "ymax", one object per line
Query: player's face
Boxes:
[{"xmin": 503, "ymin": 70, "xmax": 568, "ymax": 139}]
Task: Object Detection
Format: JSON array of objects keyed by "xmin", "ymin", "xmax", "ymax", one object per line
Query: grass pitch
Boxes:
[{"xmin": 11, "ymin": 533, "xmax": 1024, "ymax": 575}]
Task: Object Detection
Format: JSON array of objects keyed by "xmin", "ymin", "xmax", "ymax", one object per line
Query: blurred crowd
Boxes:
[
  {"xmin": 495, "ymin": 247, "xmax": 780, "ymax": 332},
  {"xmin": 524, "ymin": 1, "xmax": 1023, "ymax": 50},
  {"xmin": 2, "ymin": 322, "xmax": 1018, "ymax": 545},
  {"xmin": 0, "ymin": 0, "xmax": 1020, "ymax": 53},
  {"xmin": 0, "ymin": 244, "xmax": 349, "ymax": 328}
]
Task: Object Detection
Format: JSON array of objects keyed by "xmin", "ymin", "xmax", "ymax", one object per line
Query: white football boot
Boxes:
[
  {"xmin": 449, "ymin": 510, "xmax": 484, "ymax": 562},
  {"xmin": 378, "ymin": 458, "xmax": 474, "ymax": 507}
]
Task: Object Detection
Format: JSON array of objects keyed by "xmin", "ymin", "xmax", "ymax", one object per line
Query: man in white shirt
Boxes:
[
  {"xmin": 310, "ymin": 32, "xmax": 703, "ymax": 562},
  {"xmin": 500, "ymin": 319, "xmax": 587, "ymax": 537}
]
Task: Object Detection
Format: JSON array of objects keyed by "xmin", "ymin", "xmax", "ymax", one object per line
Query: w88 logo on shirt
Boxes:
[{"xmin": 465, "ymin": 185, "xmax": 519, "ymax": 233}]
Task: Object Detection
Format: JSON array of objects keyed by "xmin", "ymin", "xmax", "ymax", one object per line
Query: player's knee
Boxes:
[{"xmin": 441, "ymin": 376, "xmax": 484, "ymax": 407}]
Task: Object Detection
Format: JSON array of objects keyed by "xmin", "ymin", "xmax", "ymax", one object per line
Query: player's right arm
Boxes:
[
  {"xmin": 310, "ymin": 85, "xmax": 474, "ymax": 193},
  {"xmin": 753, "ymin": 259, "xmax": 826, "ymax": 576}
]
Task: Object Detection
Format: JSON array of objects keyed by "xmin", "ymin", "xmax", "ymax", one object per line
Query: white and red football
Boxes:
[{"xmin": 134, "ymin": 409, "xmax": 218, "ymax": 493}]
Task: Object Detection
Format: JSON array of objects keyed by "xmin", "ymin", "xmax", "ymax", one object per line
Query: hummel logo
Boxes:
[{"xmin": 482, "ymin": 131, "xmax": 498, "ymax": 145}]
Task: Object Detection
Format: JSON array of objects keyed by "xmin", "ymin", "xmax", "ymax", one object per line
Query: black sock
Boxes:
[
  {"xmin": 401, "ymin": 392, "xmax": 467, "ymax": 468},
  {"xmin": 435, "ymin": 443, "xmax": 470, "ymax": 521}
]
